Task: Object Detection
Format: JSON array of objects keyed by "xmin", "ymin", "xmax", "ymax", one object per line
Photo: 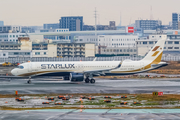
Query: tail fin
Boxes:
[{"xmin": 141, "ymin": 35, "xmax": 166, "ymax": 64}]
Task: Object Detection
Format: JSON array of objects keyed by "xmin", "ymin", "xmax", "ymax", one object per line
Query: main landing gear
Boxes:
[
  {"xmin": 85, "ymin": 77, "xmax": 95, "ymax": 84},
  {"xmin": 27, "ymin": 77, "xmax": 31, "ymax": 84}
]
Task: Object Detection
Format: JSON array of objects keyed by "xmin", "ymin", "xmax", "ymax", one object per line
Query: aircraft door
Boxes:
[
  {"xmin": 32, "ymin": 63, "xmax": 38, "ymax": 72},
  {"xmin": 28, "ymin": 63, "xmax": 32, "ymax": 72}
]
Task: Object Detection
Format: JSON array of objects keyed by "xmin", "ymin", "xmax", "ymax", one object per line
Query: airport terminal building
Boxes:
[{"xmin": 0, "ymin": 37, "xmax": 95, "ymax": 58}]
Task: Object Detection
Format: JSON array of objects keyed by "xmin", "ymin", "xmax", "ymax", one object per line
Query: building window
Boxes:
[
  {"xmin": 164, "ymin": 47, "xmax": 166, "ymax": 49},
  {"xmin": 175, "ymin": 41, "xmax": 179, "ymax": 44},
  {"xmin": 3, "ymin": 54, "xmax": 6, "ymax": 56},
  {"xmin": 143, "ymin": 42, "xmax": 147, "ymax": 44},
  {"xmin": 35, "ymin": 52, "xmax": 40, "ymax": 55},
  {"xmin": 168, "ymin": 41, "xmax": 173, "ymax": 44},
  {"xmin": 14, "ymin": 52, "xmax": 19, "ymax": 55},
  {"xmin": 149, "ymin": 41, "xmax": 153, "ymax": 44},
  {"xmin": 44, "ymin": 52, "xmax": 46, "ymax": 55},
  {"xmin": 168, "ymin": 47, "xmax": 173, "ymax": 49},
  {"xmin": 174, "ymin": 47, "xmax": 179, "ymax": 49},
  {"xmin": 25, "ymin": 52, "xmax": 30, "ymax": 55}
]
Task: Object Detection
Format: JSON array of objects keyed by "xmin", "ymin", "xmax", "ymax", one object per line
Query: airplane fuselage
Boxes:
[{"xmin": 11, "ymin": 60, "xmax": 167, "ymax": 77}]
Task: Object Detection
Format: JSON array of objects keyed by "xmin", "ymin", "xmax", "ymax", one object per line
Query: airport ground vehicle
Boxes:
[
  {"xmin": 2, "ymin": 62, "xmax": 12, "ymax": 67},
  {"xmin": 12, "ymin": 62, "xmax": 20, "ymax": 66}
]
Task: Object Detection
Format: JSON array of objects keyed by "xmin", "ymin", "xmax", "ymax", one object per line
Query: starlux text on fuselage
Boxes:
[{"xmin": 41, "ymin": 64, "xmax": 75, "ymax": 69}]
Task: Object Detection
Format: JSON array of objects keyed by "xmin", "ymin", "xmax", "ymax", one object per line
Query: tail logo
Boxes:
[
  {"xmin": 152, "ymin": 51, "xmax": 159, "ymax": 57},
  {"xmin": 152, "ymin": 46, "xmax": 160, "ymax": 51},
  {"xmin": 151, "ymin": 46, "xmax": 162, "ymax": 57}
]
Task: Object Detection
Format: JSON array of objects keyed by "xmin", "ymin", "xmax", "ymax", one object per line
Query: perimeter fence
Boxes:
[{"xmin": 0, "ymin": 56, "xmax": 180, "ymax": 63}]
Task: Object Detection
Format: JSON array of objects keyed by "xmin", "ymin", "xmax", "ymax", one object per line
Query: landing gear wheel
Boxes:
[
  {"xmin": 85, "ymin": 78, "xmax": 89, "ymax": 83},
  {"xmin": 90, "ymin": 79, "xmax": 95, "ymax": 83},
  {"xmin": 27, "ymin": 80, "xmax": 31, "ymax": 84}
]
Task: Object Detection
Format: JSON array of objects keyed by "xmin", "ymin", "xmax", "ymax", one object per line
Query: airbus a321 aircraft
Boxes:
[{"xmin": 11, "ymin": 38, "xmax": 168, "ymax": 84}]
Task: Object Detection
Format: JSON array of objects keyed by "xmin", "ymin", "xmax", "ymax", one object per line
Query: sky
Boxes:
[{"xmin": 0, "ymin": 0, "xmax": 179, "ymax": 26}]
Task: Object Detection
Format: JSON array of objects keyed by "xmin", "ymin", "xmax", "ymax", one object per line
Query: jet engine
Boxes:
[{"xmin": 70, "ymin": 73, "xmax": 84, "ymax": 82}]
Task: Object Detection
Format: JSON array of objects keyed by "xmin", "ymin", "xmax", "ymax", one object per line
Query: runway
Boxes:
[
  {"xmin": 0, "ymin": 78, "xmax": 180, "ymax": 94},
  {"xmin": 1, "ymin": 109, "xmax": 180, "ymax": 120}
]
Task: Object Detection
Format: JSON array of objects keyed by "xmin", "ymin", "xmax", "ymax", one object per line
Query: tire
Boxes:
[
  {"xmin": 27, "ymin": 80, "xmax": 31, "ymax": 84},
  {"xmin": 90, "ymin": 79, "xmax": 95, "ymax": 83},
  {"xmin": 85, "ymin": 78, "xmax": 89, "ymax": 83}
]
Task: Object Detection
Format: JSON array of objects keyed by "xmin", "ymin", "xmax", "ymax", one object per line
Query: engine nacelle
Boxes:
[
  {"xmin": 70, "ymin": 73, "xmax": 84, "ymax": 82},
  {"xmin": 63, "ymin": 76, "xmax": 70, "ymax": 80}
]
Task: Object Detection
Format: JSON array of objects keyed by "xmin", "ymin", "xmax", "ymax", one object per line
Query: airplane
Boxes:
[{"xmin": 11, "ymin": 37, "xmax": 168, "ymax": 84}]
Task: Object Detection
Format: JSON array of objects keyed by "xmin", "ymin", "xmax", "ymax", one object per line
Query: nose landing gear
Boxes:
[
  {"xmin": 27, "ymin": 77, "xmax": 31, "ymax": 84},
  {"xmin": 27, "ymin": 80, "xmax": 31, "ymax": 84}
]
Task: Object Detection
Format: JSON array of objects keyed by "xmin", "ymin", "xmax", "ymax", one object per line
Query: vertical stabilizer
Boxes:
[{"xmin": 141, "ymin": 35, "xmax": 166, "ymax": 64}]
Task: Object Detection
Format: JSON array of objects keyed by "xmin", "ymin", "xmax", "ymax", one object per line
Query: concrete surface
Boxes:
[
  {"xmin": 0, "ymin": 78, "xmax": 180, "ymax": 94},
  {"xmin": 1, "ymin": 109, "xmax": 180, "ymax": 120}
]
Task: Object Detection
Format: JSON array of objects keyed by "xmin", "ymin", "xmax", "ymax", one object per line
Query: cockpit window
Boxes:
[{"xmin": 16, "ymin": 66, "xmax": 24, "ymax": 69}]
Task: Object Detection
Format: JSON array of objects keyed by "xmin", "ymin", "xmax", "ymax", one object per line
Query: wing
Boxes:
[{"xmin": 83, "ymin": 61, "xmax": 122, "ymax": 76}]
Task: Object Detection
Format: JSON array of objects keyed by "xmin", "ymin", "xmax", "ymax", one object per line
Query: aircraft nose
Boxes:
[{"xmin": 11, "ymin": 69, "xmax": 16, "ymax": 76}]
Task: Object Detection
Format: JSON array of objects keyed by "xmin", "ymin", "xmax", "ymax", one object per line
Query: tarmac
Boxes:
[
  {"xmin": 1, "ymin": 78, "xmax": 180, "ymax": 119},
  {"xmin": 0, "ymin": 77, "xmax": 180, "ymax": 94},
  {"xmin": 1, "ymin": 109, "xmax": 180, "ymax": 120}
]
